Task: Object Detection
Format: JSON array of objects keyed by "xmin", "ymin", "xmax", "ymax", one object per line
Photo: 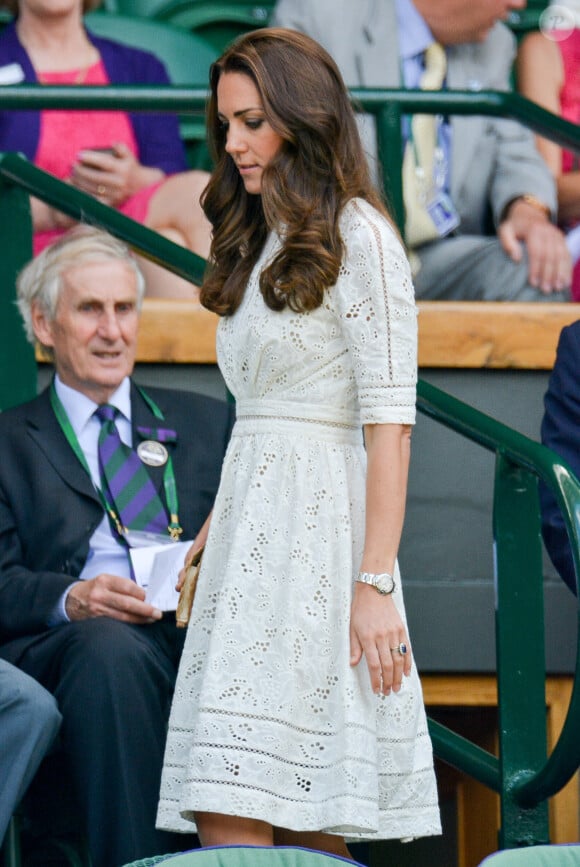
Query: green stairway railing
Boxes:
[
  {"xmin": 1, "ymin": 85, "xmax": 580, "ymax": 849},
  {"xmin": 418, "ymin": 379, "xmax": 580, "ymax": 848},
  {"xmin": 2, "ymin": 84, "xmax": 578, "ymax": 245}
]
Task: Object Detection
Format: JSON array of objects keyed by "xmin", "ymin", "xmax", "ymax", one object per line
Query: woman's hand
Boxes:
[
  {"xmin": 71, "ymin": 143, "xmax": 165, "ymax": 207},
  {"xmin": 349, "ymin": 582, "xmax": 412, "ymax": 695}
]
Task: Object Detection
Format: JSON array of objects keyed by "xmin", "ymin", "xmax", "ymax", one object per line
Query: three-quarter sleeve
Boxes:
[{"xmin": 331, "ymin": 199, "xmax": 418, "ymax": 425}]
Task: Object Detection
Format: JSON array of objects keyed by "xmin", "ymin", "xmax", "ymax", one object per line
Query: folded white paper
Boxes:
[{"xmin": 130, "ymin": 540, "xmax": 192, "ymax": 611}]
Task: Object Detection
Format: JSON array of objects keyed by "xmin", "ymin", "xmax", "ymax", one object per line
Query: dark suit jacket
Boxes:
[
  {"xmin": 540, "ymin": 321, "xmax": 580, "ymax": 594},
  {"xmin": 0, "ymin": 382, "xmax": 234, "ymax": 651}
]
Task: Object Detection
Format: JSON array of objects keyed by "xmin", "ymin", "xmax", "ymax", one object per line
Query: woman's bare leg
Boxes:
[
  {"xmin": 146, "ymin": 169, "xmax": 212, "ymax": 259},
  {"xmin": 275, "ymin": 828, "xmax": 354, "ymax": 860},
  {"xmin": 136, "ymin": 227, "xmax": 201, "ymax": 300},
  {"xmin": 195, "ymin": 812, "xmax": 274, "ymax": 848}
]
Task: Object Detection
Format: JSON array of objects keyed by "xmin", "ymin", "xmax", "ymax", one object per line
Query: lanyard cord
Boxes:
[{"xmin": 49, "ymin": 381, "xmax": 182, "ymax": 540}]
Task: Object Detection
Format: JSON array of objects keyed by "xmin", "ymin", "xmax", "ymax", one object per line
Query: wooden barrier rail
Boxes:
[{"xmin": 37, "ymin": 300, "xmax": 579, "ymax": 370}]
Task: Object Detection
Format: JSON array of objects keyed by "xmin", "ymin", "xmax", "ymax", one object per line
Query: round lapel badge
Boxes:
[{"xmin": 137, "ymin": 440, "xmax": 168, "ymax": 467}]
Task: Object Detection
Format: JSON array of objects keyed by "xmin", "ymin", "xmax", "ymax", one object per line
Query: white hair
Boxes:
[{"xmin": 17, "ymin": 225, "xmax": 146, "ymax": 347}]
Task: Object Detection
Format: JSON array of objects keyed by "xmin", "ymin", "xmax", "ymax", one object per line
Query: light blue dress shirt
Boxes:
[{"xmin": 395, "ymin": 0, "xmax": 435, "ymax": 88}]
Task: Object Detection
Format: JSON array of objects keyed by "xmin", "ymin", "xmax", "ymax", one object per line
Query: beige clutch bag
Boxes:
[{"xmin": 175, "ymin": 545, "xmax": 204, "ymax": 628}]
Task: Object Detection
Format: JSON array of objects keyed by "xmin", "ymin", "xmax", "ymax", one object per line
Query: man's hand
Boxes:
[
  {"xmin": 65, "ymin": 574, "xmax": 162, "ymax": 624},
  {"xmin": 499, "ymin": 198, "xmax": 572, "ymax": 294}
]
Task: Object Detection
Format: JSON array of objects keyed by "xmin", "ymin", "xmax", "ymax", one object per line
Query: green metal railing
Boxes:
[
  {"xmin": 418, "ymin": 379, "xmax": 580, "ymax": 848},
  {"xmin": 2, "ymin": 84, "xmax": 579, "ymax": 234},
  {"xmin": 2, "ymin": 85, "xmax": 580, "ymax": 848}
]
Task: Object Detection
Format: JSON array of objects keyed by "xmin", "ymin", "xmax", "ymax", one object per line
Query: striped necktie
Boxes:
[
  {"xmin": 95, "ymin": 404, "xmax": 168, "ymax": 536},
  {"xmin": 402, "ymin": 42, "xmax": 448, "ymax": 250}
]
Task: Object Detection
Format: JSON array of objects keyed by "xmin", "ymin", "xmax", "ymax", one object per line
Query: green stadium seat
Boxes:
[
  {"xmin": 100, "ymin": 0, "xmax": 273, "ymax": 53},
  {"xmin": 84, "ymin": 11, "xmax": 218, "ymax": 166},
  {"xmin": 121, "ymin": 846, "xmax": 362, "ymax": 867},
  {"xmin": 479, "ymin": 845, "xmax": 580, "ymax": 866},
  {"xmin": 507, "ymin": 0, "xmax": 550, "ymax": 35}
]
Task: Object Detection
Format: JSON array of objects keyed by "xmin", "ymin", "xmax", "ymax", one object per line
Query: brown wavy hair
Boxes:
[{"xmin": 200, "ymin": 27, "xmax": 391, "ymax": 316}]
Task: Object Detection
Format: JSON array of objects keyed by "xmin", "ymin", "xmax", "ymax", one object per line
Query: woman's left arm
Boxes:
[{"xmin": 350, "ymin": 422, "xmax": 413, "ymax": 696}]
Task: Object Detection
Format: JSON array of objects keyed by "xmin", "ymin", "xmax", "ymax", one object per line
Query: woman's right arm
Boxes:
[
  {"xmin": 30, "ymin": 197, "xmax": 75, "ymax": 232},
  {"xmin": 517, "ymin": 31, "xmax": 580, "ymax": 222}
]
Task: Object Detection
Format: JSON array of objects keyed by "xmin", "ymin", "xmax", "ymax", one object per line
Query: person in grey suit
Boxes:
[
  {"xmin": 0, "ymin": 227, "xmax": 234, "ymax": 867},
  {"xmin": 0, "ymin": 660, "xmax": 61, "ymax": 847},
  {"xmin": 272, "ymin": 0, "xmax": 572, "ymax": 302}
]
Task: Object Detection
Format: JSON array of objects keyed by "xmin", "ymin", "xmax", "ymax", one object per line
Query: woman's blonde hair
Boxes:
[{"xmin": 201, "ymin": 27, "xmax": 391, "ymax": 317}]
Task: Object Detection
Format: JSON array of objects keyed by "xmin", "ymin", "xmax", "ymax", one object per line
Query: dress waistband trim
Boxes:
[
  {"xmin": 235, "ymin": 399, "xmax": 360, "ymax": 429},
  {"xmin": 233, "ymin": 400, "xmax": 363, "ymax": 444}
]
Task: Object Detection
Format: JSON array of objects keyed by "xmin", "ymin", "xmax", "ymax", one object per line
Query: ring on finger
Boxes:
[
  {"xmin": 390, "ymin": 642, "xmax": 408, "ymax": 655},
  {"xmin": 96, "ymin": 184, "xmax": 107, "ymax": 196}
]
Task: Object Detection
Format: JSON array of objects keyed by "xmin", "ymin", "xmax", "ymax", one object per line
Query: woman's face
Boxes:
[
  {"xmin": 217, "ymin": 71, "xmax": 283, "ymax": 195},
  {"xmin": 18, "ymin": 0, "xmax": 83, "ymax": 20}
]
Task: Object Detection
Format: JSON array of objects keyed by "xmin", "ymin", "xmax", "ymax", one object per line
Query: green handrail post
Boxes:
[
  {"xmin": 494, "ymin": 455, "xmax": 549, "ymax": 848},
  {"xmin": 373, "ymin": 101, "xmax": 405, "ymax": 232},
  {"xmin": 418, "ymin": 378, "xmax": 580, "ymax": 847},
  {"xmin": 0, "ymin": 172, "xmax": 36, "ymax": 410}
]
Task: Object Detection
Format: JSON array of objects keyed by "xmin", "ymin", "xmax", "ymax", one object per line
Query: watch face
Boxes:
[{"xmin": 376, "ymin": 574, "xmax": 394, "ymax": 594}]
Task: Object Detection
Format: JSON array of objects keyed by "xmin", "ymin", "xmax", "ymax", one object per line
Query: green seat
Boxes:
[
  {"xmin": 100, "ymin": 0, "xmax": 273, "ymax": 53},
  {"xmin": 506, "ymin": 0, "xmax": 550, "ymax": 34},
  {"xmin": 122, "ymin": 845, "xmax": 361, "ymax": 867},
  {"xmin": 84, "ymin": 11, "xmax": 218, "ymax": 166},
  {"xmin": 479, "ymin": 846, "xmax": 580, "ymax": 866},
  {"xmin": 85, "ymin": 10, "xmax": 217, "ymax": 83},
  {"xmin": 156, "ymin": 3, "xmax": 273, "ymax": 52}
]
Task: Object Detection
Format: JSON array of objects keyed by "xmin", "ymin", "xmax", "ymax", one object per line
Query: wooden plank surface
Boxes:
[
  {"xmin": 35, "ymin": 300, "xmax": 580, "ymax": 369},
  {"xmin": 417, "ymin": 302, "xmax": 580, "ymax": 370},
  {"xmin": 135, "ymin": 299, "xmax": 218, "ymax": 363}
]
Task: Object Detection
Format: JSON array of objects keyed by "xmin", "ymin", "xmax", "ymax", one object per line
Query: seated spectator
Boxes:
[
  {"xmin": 517, "ymin": 0, "xmax": 580, "ymax": 300},
  {"xmin": 0, "ymin": 660, "xmax": 61, "ymax": 847},
  {"xmin": 540, "ymin": 319, "xmax": 580, "ymax": 595},
  {"xmin": 272, "ymin": 0, "xmax": 572, "ymax": 302},
  {"xmin": 0, "ymin": 226, "xmax": 234, "ymax": 867},
  {"xmin": 0, "ymin": 0, "xmax": 212, "ymax": 299}
]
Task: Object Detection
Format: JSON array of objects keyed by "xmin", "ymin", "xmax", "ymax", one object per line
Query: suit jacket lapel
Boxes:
[{"xmin": 25, "ymin": 388, "xmax": 100, "ymax": 504}]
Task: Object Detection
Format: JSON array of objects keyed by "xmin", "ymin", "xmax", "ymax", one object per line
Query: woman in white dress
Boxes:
[{"xmin": 157, "ymin": 27, "xmax": 441, "ymax": 857}]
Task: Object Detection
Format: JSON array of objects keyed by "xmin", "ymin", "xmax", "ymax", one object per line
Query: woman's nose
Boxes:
[{"xmin": 225, "ymin": 126, "xmax": 247, "ymax": 155}]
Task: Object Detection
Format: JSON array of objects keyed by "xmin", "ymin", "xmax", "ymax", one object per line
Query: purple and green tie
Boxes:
[{"xmin": 95, "ymin": 404, "xmax": 168, "ymax": 535}]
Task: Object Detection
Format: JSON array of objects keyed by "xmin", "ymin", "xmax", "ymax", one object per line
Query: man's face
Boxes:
[
  {"xmin": 32, "ymin": 259, "xmax": 140, "ymax": 404},
  {"xmin": 425, "ymin": 0, "xmax": 527, "ymax": 44}
]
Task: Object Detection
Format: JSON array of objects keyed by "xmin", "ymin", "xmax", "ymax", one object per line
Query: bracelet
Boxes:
[{"xmin": 518, "ymin": 194, "xmax": 552, "ymax": 220}]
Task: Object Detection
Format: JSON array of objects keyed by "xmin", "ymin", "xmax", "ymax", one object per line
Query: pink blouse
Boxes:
[{"xmin": 34, "ymin": 59, "xmax": 163, "ymax": 254}]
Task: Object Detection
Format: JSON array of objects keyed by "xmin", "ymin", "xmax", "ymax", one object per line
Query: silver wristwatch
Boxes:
[{"xmin": 356, "ymin": 571, "xmax": 396, "ymax": 595}]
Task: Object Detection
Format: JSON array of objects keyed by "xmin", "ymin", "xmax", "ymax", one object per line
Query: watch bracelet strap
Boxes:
[{"xmin": 356, "ymin": 570, "xmax": 396, "ymax": 594}]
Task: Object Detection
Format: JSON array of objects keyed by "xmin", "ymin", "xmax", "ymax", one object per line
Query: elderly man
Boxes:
[
  {"xmin": 0, "ymin": 227, "xmax": 234, "ymax": 867},
  {"xmin": 272, "ymin": 0, "xmax": 572, "ymax": 301}
]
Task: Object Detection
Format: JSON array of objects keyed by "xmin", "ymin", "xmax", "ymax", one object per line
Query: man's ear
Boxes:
[{"xmin": 30, "ymin": 302, "xmax": 55, "ymax": 349}]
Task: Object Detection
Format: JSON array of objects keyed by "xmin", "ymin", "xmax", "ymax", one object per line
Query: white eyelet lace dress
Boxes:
[{"xmin": 157, "ymin": 198, "xmax": 441, "ymax": 841}]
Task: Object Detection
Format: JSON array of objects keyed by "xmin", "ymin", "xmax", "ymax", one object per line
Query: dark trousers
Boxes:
[{"xmin": 1, "ymin": 616, "xmax": 195, "ymax": 867}]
